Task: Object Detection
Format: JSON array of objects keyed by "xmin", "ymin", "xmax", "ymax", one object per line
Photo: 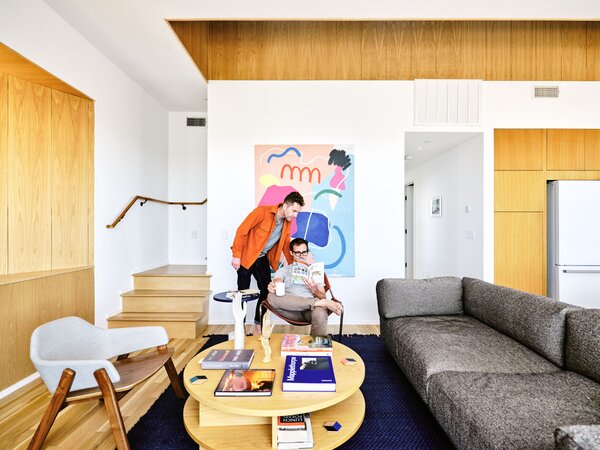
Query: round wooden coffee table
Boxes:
[{"xmin": 183, "ymin": 334, "xmax": 365, "ymax": 449}]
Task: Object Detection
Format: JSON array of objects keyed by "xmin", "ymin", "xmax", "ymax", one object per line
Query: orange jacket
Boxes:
[{"xmin": 232, "ymin": 205, "xmax": 293, "ymax": 271}]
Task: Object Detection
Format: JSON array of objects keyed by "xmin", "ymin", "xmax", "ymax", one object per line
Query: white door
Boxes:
[{"xmin": 405, "ymin": 184, "xmax": 414, "ymax": 279}]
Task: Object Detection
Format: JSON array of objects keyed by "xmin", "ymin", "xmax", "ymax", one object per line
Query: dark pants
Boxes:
[{"xmin": 237, "ymin": 255, "xmax": 271, "ymax": 324}]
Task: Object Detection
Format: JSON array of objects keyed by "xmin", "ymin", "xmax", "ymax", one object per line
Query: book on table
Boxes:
[
  {"xmin": 277, "ymin": 413, "xmax": 314, "ymax": 449},
  {"xmin": 225, "ymin": 288, "xmax": 260, "ymax": 300},
  {"xmin": 200, "ymin": 349, "xmax": 254, "ymax": 369},
  {"xmin": 291, "ymin": 261, "xmax": 324, "ymax": 284},
  {"xmin": 214, "ymin": 369, "xmax": 275, "ymax": 397},
  {"xmin": 281, "ymin": 334, "xmax": 333, "ymax": 357},
  {"xmin": 282, "ymin": 355, "xmax": 336, "ymax": 392}
]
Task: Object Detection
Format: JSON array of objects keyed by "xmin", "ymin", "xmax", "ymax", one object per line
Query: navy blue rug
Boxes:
[{"xmin": 128, "ymin": 334, "xmax": 454, "ymax": 449}]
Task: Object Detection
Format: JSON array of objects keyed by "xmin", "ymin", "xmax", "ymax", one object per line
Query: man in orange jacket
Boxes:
[{"xmin": 231, "ymin": 191, "xmax": 305, "ymax": 334}]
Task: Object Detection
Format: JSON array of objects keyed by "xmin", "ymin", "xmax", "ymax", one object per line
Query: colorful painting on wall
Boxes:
[{"xmin": 255, "ymin": 144, "xmax": 355, "ymax": 277}]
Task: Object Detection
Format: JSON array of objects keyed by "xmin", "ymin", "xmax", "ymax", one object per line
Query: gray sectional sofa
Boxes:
[{"xmin": 376, "ymin": 276, "xmax": 600, "ymax": 450}]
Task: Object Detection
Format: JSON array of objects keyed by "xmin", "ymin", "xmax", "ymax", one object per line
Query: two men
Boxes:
[
  {"xmin": 266, "ymin": 238, "xmax": 342, "ymax": 335},
  {"xmin": 231, "ymin": 191, "xmax": 304, "ymax": 334}
]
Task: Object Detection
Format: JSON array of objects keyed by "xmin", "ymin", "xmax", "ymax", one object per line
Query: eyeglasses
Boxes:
[{"xmin": 292, "ymin": 250, "xmax": 309, "ymax": 257}]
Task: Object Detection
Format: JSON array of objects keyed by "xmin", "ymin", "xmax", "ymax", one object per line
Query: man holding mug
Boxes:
[{"xmin": 266, "ymin": 238, "xmax": 343, "ymax": 335}]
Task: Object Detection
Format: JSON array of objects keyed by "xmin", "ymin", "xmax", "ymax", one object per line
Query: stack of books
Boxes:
[
  {"xmin": 281, "ymin": 334, "xmax": 333, "ymax": 357},
  {"xmin": 277, "ymin": 413, "xmax": 314, "ymax": 449}
]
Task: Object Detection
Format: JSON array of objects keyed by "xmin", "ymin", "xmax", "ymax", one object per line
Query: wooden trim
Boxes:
[
  {"xmin": 0, "ymin": 73, "xmax": 7, "ymax": 276},
  {"xmin": 106, "ymin": 195, "xmax": 207, "ymax": 229},
  {"xmin": 0, "ymin": 43, "xmax": 91, "ymax": 100},
  {"xmin": 0, "ymin": 266, "xmax": 92, "ymax": 286}
]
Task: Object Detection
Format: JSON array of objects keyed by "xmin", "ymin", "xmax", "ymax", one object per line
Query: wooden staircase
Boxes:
[{"xmin": 107, "ymin": 265, "xmax": 211, "ymax": 339}]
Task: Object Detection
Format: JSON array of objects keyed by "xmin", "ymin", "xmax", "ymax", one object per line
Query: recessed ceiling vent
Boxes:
[
  {"xmin": 534, "ymin": 86, "xmax": 559, "ymax": 98},
  {"xmin": 186, "ymin": 117, "xmax": 206, "ymax": 127}
]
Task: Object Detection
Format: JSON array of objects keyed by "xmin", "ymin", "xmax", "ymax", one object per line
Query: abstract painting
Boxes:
[{"xmin": 255, "ymin": 144, "xmax": 355, "ymax": 277}]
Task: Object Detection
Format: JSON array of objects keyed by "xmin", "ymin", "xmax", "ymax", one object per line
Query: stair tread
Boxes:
[
  {"xmin": 133, "ymin": 265, "xmax": 210, "ymax": 278},
  {"xmin": 121, "ymin": 289, "xmax": 211, "ymax": 297},
  {"xmin": 107, "ymin": 312, "xmax": 204, "ymax": 322}
]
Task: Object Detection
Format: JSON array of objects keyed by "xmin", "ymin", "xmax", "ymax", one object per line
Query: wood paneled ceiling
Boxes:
[{"xmin": 169, "ymin": 20, "xmax": 600, "ymax": 82}]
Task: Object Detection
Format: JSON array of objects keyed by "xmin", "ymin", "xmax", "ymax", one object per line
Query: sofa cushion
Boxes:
[
  {"xmin": 380, "ymin": 315, "xmax": 559, "ymax": 400},
  {"xmin": 428, "ymin": 371, "xmax": 600, "ymax": 450},
  {"xmin": 565, "ymin": 309, "xmax": 600, "ymax": 384},
  {"xmin": 376, "ymin": 277, "xmax": 463, "ymax": 319},
  {"xmin": 462, "ymin": 277, "xmax": 574, "ymax": 367},
  {"xmin": 555, "ymin": 425, "xmax": 600, "ymax": 450}
]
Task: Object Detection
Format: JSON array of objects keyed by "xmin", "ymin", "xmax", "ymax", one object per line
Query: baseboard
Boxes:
[{"xmin": 0, "ymin": 372, "xmax": 40, "ymax": 401}]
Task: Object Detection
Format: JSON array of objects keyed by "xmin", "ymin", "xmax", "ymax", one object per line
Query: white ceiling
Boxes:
[
  {"xmin": 44, "ymin": 0, "xmax": 600, "ymax": 112},
  {"xmin": 405, "ymin": 132, "xmax": 481, "ymax": 171}
]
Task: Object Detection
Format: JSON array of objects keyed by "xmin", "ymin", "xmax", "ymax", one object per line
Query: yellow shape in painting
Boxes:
[{"xmin": 259, "ymin": 174, "xmax": 280, "ymax": 187}]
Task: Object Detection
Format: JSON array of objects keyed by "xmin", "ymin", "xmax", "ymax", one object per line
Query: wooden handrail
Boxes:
[{"xmin": 106, "ymin": 196, "xmax": 207, "ymax": 229}]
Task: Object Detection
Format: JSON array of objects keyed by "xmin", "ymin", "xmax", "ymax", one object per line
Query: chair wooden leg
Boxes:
[
  {"xmin": 28, "ymin": 369, "xmax": 75, "ymax": 450},
  {"xmin": 164, "ymin": 356, "xmax": 186, "ymax": 399},
  {"xmin": 94, "ymin": 368, "xmax": 130, "ymax": 450}
]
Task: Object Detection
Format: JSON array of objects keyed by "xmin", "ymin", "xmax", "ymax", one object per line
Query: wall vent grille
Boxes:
[
  {"xmin": 187, "ymin": 117, "xmax": 206, "ymax": 127},
  {"xmin": 534, "ymin": 86, "xmax": 559, "ymax": 98},
  {"xmin": 414, "ymin": 79, "xmax": 481, "ymax": 126}
]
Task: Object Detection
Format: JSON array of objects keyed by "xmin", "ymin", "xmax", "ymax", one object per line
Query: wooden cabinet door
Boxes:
[
  {"xmin": 494, "ymin": 129, "xmax": 545, "ymax": 170},
  {"xmin": 494, "ymin": 212, "xmax": 545, "ymax": 295},
  {"xmin": 584, "ymin": 129, "xmax": 600, "ymax": 170},
  {"xmin": 547, "ymin": 129, "xmax": 585, "ymax": 170},
  {"xmin": 494, "ymin": 171, "xmax": 545, "ymax": 211}
]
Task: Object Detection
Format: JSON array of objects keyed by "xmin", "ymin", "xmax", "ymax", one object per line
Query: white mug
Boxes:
[{"xmin": 275, "ymin": 281, "xmax": 285, "ymax": 296}]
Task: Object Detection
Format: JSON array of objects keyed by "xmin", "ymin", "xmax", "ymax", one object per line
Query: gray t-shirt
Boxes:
[
  {"xmin": 259, "ymin": 215, "xmax": 283, "ymax": 257},
  {"xmin": 274, "ymin": 264, "xmax": 324, "ymax": 298}
]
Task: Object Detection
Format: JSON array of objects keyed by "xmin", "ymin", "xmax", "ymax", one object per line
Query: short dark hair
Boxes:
[
  {"xmin": 290, "ymin": 237, "xmax": 309, "ymax": 252},
  {"xmin": 283, "ymin": 191, "xmax": 304, "ymax": 207}
]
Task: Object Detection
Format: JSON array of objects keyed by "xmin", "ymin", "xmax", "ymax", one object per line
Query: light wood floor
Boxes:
[{"xmin": 0, "ymin": 325, "xmax": 378, "ymax": 449}]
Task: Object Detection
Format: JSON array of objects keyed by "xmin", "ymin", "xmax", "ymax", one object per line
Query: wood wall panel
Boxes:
[
  {"xmin": 547, "ymin": 129, "xmax": 585, "ymax": 170},
  {"xmin": 51, "ymin": 91, "xmax": 89, "ymax": 269},
  {"xmin": 88, "ymin": 102, "xmax": 95, "ymax": 266},
  {"xmin": 175, "ymin": 21, "xmax": 600, "ymax": 81},
  {"xmin": 169, "ymin": 21, "xmax": 209, "ymax": 80},
  {"xmin": 0, "ymin": 74, "xmax": 7, "ymax": 275},
  {"xmin": 494, "ymin": 171, "xmax": 545, "ymax": 212},
  {"xmin": 387, "ymin": 22, "xmax": 413, "ymax": 79},
  {"xmin": 584, "ymin": 129, "xmax": 600, "ymax": 170},
  {"xmin": 494, "ymin": 212, "xmax": 545, "ymax": 295},
  {"xmin": 587, "ymin": 22, "xmax": 600, "ymax": 81},
  {"xmin": 0, "ymin": 43, "xmax": 90, "ymax": 99},
  {"xmin": 0, "ymin": 268, "xmax": 94, "ymax": 390},
  {"xmin": 7, "ymin": 77, "xmax": 51, "ymax": 273},
  {"xmin": 561, "ymin": 23, "xmax": 587, "ymax": 81},
  {"xmin": 535, "ymin": 22, "xmax": 562, "ymax": 80},
  {"xmin": 361, "ymin": 21, "xmax": 387, "ymax": 80},
  {"xmin": 494, "ymin": 129, "xmax": 545, "ymax": 170}
]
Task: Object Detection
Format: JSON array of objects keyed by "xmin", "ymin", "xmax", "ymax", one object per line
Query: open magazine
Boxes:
[{"xmin": 291, "ymin": 261, "xmax": 324, "ymax": 284}]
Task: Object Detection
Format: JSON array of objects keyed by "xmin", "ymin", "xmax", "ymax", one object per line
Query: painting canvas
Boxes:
[{"xmin": 255, "ymin": 144, "xmax": 355, "ymax": 277}]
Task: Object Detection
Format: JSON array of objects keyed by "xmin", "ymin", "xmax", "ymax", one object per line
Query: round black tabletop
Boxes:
[{"xmin": 213, "ymin": 291, "xmax": 260, "ymax": 303}]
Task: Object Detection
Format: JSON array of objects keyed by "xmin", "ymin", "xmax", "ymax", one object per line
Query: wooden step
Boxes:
[
  {"xmin": 107, "ymin": 312, "xmax": 207, "ymax": 339},
  {"xmin": 121, "ymin": 289, "xmax": 211, "ymax": 313},
  {"xmin": 133, "ymin": 265, "xmax": 211, "ymax": 290}
]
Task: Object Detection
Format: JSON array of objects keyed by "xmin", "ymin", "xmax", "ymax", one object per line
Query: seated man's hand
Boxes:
[
  {"xmin": 267, "ymin": 281, "xmax": 276, "ymax": 294},
  {"xmin": 303, "ymin": 278, "xmax": 323, "ymax": 298}
]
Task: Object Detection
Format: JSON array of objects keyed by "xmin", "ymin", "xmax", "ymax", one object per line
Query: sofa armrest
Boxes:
[
  {"xmin": 376, "ymin": 277, "xmax": 463, "ymax": 319},
  {"xmin": 555, "ymin": 425, "xmax": 600, "ymax": 449}
]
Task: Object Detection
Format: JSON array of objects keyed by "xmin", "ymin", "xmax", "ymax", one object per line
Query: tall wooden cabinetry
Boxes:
[
  {"xmin": 0, "ymin": 44, "xmax": 94, "ymax": 390},
  {"xmin": 494, "ymin": 129, "xmax": 600, "ymax": 296}
]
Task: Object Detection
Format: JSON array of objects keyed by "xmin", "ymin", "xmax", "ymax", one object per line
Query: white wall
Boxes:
[
  {"xmin": 0, "ymin": 0, "xmax": 170, "ymax": 327},
  {"xmin": 406, "ymin": 135, "xmax": 484, "ymax": 279},
  {"xmin": 168, "ymin": 112, "xmax": 208, "ymax": 263},
  {"xmin": 207, "ymin": 80, "xmax": 600, "ymax": 325},
  {"xmin": 208, "ymin": 81, "xmax": 410, "ymax": 325}
]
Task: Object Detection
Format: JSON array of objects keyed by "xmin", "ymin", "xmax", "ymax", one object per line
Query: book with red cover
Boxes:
[
  {"xmin": 214, "ymin": 369, "xmax": 275, "ymax": 397},
  {"xmin": 281, "ymin": 334, "xmax": 333, "ymax": 357}
]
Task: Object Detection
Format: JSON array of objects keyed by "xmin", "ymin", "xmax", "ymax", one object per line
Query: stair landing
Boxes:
[{"xmin": 133, "ymin": 265, "xmax": 211, "ymax": 290}]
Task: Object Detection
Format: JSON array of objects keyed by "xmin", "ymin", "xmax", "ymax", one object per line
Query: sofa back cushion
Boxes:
[
  {"xmin": 377, "ymin": 277, "xmax": 463, "ymax": 319},
  {"xmin": 565, "ymin": 309, "xmax": 600, "ymax": 383},
  {"xmin": 462, "ymin": 278, "xmax": 573, "ymax": 367}
]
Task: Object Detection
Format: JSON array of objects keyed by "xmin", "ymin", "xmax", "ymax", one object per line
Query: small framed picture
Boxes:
[{"xmin": 430, "ymin": 195, "xmax": 442, "ymax": 217}]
